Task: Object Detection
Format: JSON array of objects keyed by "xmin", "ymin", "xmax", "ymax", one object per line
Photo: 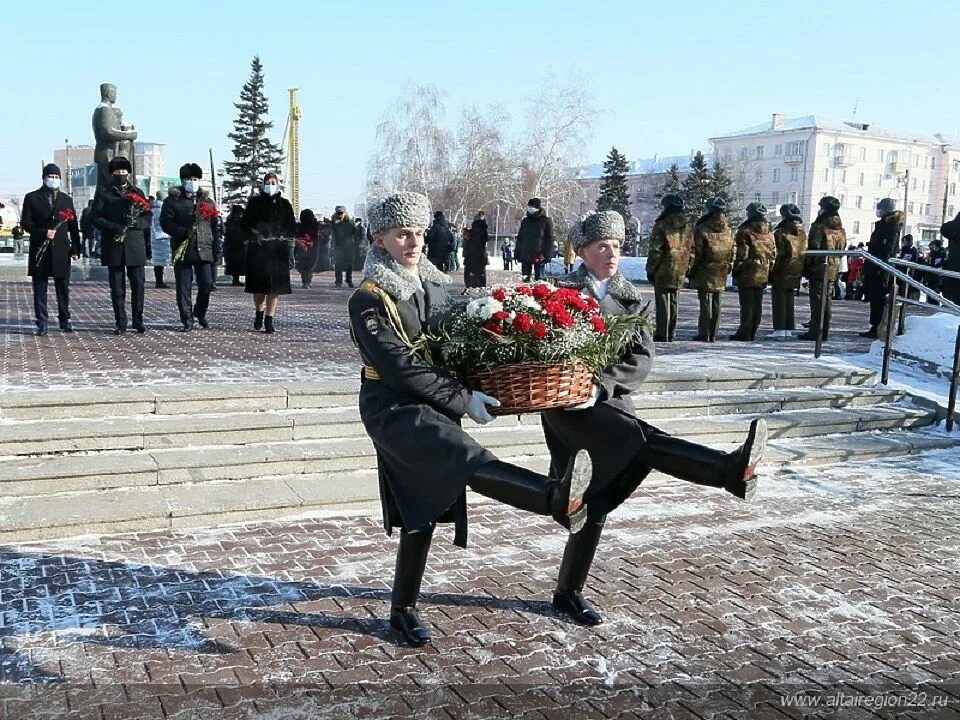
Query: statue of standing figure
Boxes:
[{"xmin": 92, "ymin": 82, "xmax": 138, "ymax": 196}]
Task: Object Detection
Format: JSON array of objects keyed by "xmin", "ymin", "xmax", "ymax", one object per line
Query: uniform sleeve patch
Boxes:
[{"xmin": 362, "ymin": 308, "xmax": 380, "ymax": 335}]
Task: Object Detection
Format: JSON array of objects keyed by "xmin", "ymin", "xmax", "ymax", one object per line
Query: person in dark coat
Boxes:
[
  {"xmin": 463, "ymin": 211, "xmax": 490, "ymax": 287},
  {"xmin": 349, "ymin": 191, "xmax": 592, "ymax": 648},
  {"xmin": 515, "ymin": 198, "xmax": 554, "ymax": 281},
  {"xmin": 160, "ymin": 164, "xmax": 221, "ymax": 331},
  {"xmin": 541, "ymin": 210, "xmax": 768, "ymax": 626},
  {"xmin": 20, "ymin": 163, "xmax": 82, "ymax": 335},
  {"xmin": 922, "ymin": 239, "xmax": 947, "ymax": 301},
  {"xmin": 80, "ymin": 199, "xmax": 95, "ymax": 257},
  {"xmin": 295, "ymin": 208, "xmax": 320, "ymax": 288},
  {"xmin": 314, "ymin": 216, "xmax": 332, "ymax": 273},
  {"xmin": 501, "ymin": 238, "xmax": 513, "ymax": 270},
  {"xmin": 942, "ymin": 216, "xmax": 960, "ymax": 305},
  {"xmin": 424, "ymin": 210, "xmax": 454, "ymax": 271},
  {"xmin": 223, "ymin": 205, "xmax": 247, "ymax": 285},
  {"xmin": 353, "ymin": 217, "xmax": 369, "ymax": 271},
  {"xmin": 90, "ymin": 156, "xmax": 151, "ymax": 334},
  {"xmin": 331, "ymin": 205, "xmax": 357, "ymax": 287},
  {"xmin": 242, "ymin": 173, "xmax": 297, "ymax": 334},
  {"xmin": 860, "ymin": 198, "xmax": 905, "ymax": 338}
]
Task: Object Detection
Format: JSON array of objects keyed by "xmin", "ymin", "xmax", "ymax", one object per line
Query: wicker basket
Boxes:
[{"xmin": 465, "ymin": 362, "xmax": 595, "ymax": 416}]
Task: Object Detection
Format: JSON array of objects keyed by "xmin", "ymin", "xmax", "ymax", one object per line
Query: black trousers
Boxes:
[
  {"xmin": 771, "ymin": 286, "xmax": 796, "ymax": 330},
  {"xmin": 736, "ymin": 286, "xmax": 764, "ymax": 339},
  {"xmin": 174, "ymin": 262, "xmax": 213, "ymax": 327},
  {"xmin": 868, "ymin": 275, "xmax": 889, "ymax": 328},
  {"xmin": 108, "ymin": 266, "xmax": 145, "ymax": 330},
  {"xmin": 696, "ymin": 289, "xmax": 722, "ymax": 340},
  {"xmin": 32, "ymin": 276, "xmax": 70, "ymax": 329},
  {"xmin": 808, "ymin": 281, "xmax": 832, "ymax": 337},
  {"xmin": 654, "ymin": 287, "xmax": 679, "ymax": 339},
  {"xmin": 521, "ymin": 262, "xmax": 544, "ymax": 281},
  {"xmin": 334, "ymin": 267, "xmax": 353, "ymax": 286}
]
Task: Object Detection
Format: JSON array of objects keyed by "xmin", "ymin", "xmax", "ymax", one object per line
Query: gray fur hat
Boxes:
[
  {"xmin": 576, "ymin": 210, "xmax": 625, "ymax": 250},
  {"xmin": 877, "ymin": 197, "xmax": 898, "ymax": 214},
  {"xmin": 368, "ymin": 191, "xmax": 432, "ymax": 235}
]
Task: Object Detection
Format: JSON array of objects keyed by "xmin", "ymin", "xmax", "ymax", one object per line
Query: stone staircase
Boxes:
[{"xmin": 1, "ymin": 358, "xmax": 958, "ymax": 542}]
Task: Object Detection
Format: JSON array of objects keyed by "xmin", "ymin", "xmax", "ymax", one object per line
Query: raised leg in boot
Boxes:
[
  {"xmin": 639, "ymin": 419, "xmax": 767, "ymax": 500},
  {"xmin": 390, "ymin": 524, "xmax": 434, "ymax": 646},
  {"xmin": 553, "ymin": 518, "xmax": 605, "ymax": 625},
  {"xmin": 468, "ymin": 450, "xmax": 592, "ymax": 533}
]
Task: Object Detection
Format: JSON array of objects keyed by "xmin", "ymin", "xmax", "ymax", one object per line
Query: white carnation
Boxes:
[
  {"xmin": 466, "ymin": 297, "xmax": 503, "ymax": 321},
  {"xmin": 516, "ymin": 295, "xmax": 542, "ymax": 312}
]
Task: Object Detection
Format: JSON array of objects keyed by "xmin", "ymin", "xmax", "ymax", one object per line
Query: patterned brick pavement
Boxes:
[
  {"xmin": 0, "ymin": 270, "xmax": 886, "ymax": 390},
  {"xmin": 3, "ymin": 450, "xmax": 959, "ymax": 718}
]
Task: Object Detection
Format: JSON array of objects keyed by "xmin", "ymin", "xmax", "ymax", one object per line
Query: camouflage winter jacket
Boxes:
[
  {"xmin": 689, "ymin": 212, "xmax": 734, "ymax": 292},
  {"xmin": 804, "ymin": 214, "xmax": 846, "ymax": 284},
  {"xmin": 732, "ymin": 219, "xmax": 777, "ymax": 288},
  {"xmin": 646, "ymin": 210, "xmax": 693, "ymax": 289},
  {"xmin": 769, "ymin": 219, "xmax": 808, "ymax": 289}
]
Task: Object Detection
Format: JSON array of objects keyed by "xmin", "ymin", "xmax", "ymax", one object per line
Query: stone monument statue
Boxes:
[{"xmin": 92, "ymin": 82, "xmax": 138, "ymax": 195}]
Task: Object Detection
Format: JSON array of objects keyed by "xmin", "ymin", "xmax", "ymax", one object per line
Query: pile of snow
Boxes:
[{"xmin": 866, "ymin": 312, "xmax": 960, "ymax": 372}]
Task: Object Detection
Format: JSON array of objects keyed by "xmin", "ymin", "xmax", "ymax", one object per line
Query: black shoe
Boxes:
[
  {"xmin": 389, "ymin": 606, "xmax": 431, "ymax": 646},
  {"xmin": 155, "ymin": 282, "xmax": 169, "ymax": 289},
  {"xmin": 179, "ymin": 324, "xmax": 193, "ymax": 332},
  {"xmin": 552, "ymin": 589, "xmax": 603, "ymax": 626},
  {"xmin": 254, "ymin": 310, "xmax": 264, "ymax": 331},
  {"xmin": 113, "ymin": 327, "xmax": 126, "ymax": 335},
  {"xmin": 859, "ymin": 328, "xmax": 879, "ymax": 339},
  {"xmin": 796, "ymin": 332, "xmax": 819, "ymax": 341},
  {"xmin": 132, "ymin": 322, "xmax": 146, "ymax": 333},
  {"xmin": 347, "ymin": 281, "xmax": 354, "ymax": 288},
  {"xmin": 196, "ymin": 318, "xmax": 209, "ymax": 329},
  {"xmin": 232, "ymin": 278, "xmax": 242, "ymax": 286},
  {"xmin": 334, "ymin": 282, "xmax": 342, "ymax": 288},
  {"xmin": 59, "ymin": 322, "xmax": 73, "ymax": 333},
  {"xmin": 653, "ymin": 335, "xmax": 668, "ymax": 342},
  {"xmin": 209, "ymin": 285, "xmax": 218, "ymax": 292},
  {"xmin": 729, "ymin": 334, "xmax": 752, "ymax": 342},
  {"xmin": 36, "ymin": 326, "xmax": 48, "ymax": 336},
  {"xmin": 692, "ymin": 335, "xmax": 709, "ymax": 342},
  {"xmin": 264, "ymin": 316, "xmax": 275, "ymax": 334}
]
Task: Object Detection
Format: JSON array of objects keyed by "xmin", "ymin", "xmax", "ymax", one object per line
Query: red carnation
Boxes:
[
  {"xmin": 483, "ymin": 320, "xmax": 504, "ymax": 335},
  {"xmin": 491, "ymin": 288, "xmax": 507, "ymax": 302},
  {"xmin": 530, "ymin": 322, "xmax": 548, "ymax": 341},
  {"xmin": 515, "ymin": 285, "xmax": 533, "ymax": 296},
  {"xmin": 591, "ymin": 315, "xmax": 607, "ymax": 334},
  {"xmin": 199, "ymin": 202, "xmax": 219, "ymax": 222},
  {"xmin": 512, "ymin": 313, "xmax": 533, "ymax": 333},
  {"xmin": 491, "ymin": 310, "xmax": 509, "ymax": 321},
  {"xmin": 58, "ymin": 209, "xmax": 75, "ymax": 222},
  {"xmin": 532, "ymin": 284, "xmax": 551, "ymax": 301}
]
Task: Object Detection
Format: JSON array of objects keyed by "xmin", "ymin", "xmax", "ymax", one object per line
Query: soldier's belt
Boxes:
[{"xmin": 363, "ymin": 365, "xmax": 381, "ymax": 380}]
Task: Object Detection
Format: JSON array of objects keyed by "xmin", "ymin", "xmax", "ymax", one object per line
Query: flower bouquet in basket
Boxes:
[{"xmin": 424, "ymin": 283, "xmax": 650, "ymax": 415}]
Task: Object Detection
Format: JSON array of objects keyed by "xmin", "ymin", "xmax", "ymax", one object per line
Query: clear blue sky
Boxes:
[{"xmin": 2, "ymin": 0, "xmax": 956, "ymax": 212}]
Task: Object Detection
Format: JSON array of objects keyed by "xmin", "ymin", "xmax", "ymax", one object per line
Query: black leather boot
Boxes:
[
  {"xmin": 468, "ymin": 450, "xmax": 592, "ymax": 533},
  {"xmin": 264, "ymin": 316, "xmax": 275, "ymax": 334},
  {"xmin": 640, "ymin": 419, "xmax": 767, "ymax": 500},
  {"xmin": 390, "ymin": 525, "xmax": 434, "ymax": 647},
  {"xmin": 553, "ymin": 520, "xmax": 604, "ymax": 626},
  {"xmin": 254, "ymin": 310, "xmax": 264, "ymax": 331}
]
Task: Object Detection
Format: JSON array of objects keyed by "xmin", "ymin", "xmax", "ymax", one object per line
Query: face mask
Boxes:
[
  {"xmin": 263, "ymin": 184, "xmax": 278, "ymax": 196},
  {"xmin": 184, "ymin": 180, "xmax": 200, "ymax": 193},
  {"xmin": 526, "ymin": 206, "xmax": 536, "ymax": 215},
  {"xmin": 43, "ymin": 178, "xmax": 61, "ymax": 190},
  {"xmin": 112, "ymin": 174, "xmax": 128, "ymax": 186}
]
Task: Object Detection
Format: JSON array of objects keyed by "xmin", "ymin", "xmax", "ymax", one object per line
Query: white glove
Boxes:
[
  {"xmin": 568, "ymin": 382, "xmax": 600, "ymax": 411},
  {"xmin": 466, "ymin": 391, "xmax": 500, "ymax": 424}
]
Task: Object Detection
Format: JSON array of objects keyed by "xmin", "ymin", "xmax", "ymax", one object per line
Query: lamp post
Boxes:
[{"xmin": 65, "ymin": 139, "xmax": 72, "ymax": 194}]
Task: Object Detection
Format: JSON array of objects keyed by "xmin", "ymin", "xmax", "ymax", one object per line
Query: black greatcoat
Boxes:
[
  {"xmin": 160, "ymin": 187, "xmax": 221, "ymax": 265},
  {"xmin": 20, "ymin": 187, "xmax": 81, "ymax": 279},
  {"xmin": 348, "ymin": 245, "xmax": 496, "ymax": 547},
  {"xmin": 515, "ymin": 211, "xmax": 554, "ymax": 264},
  {"xmin": 541, "ymin": 266, "xmax": 657, "ymax": 517},
  {"xmin": 224, "ymin": 208, "xmax": 248, "ymax": 277},
  {"xmin": 91, "ymin": 183, "xmax": 151, "ymax": 268},
  {"xmin": 242, "ymin": 191, "xmax": 297, "ymax": 295}
]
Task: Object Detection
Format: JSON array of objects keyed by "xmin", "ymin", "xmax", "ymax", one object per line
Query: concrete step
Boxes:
[
  {"xmin": 4, "ymin": 429, "xmax": 959, "ymax": 542},
  {"xmin": 0, "ymin": 364, "xmax": 876, "ymax": 421},
  {"xmin": 0, "ymin": 386, "xmax": 908, "ymax": 458},
  {"xmin": 0, "ymin": 402, "xmax": 935, "ymax": 497}
]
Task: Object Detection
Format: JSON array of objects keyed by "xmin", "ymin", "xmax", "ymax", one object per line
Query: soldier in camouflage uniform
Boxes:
[
  {"xmin": 689, "ymin": 197, "xmax": 734, "ymax": 342},
  {"xmin": 799, "ymin": 196, "xmax": 846, "ymax": 342},
  {"xmin": 646, "ymin": 193, "xmax": 693, "ymax": 342},
  {"xmin": 768, "ymin": 204, "xmax": 807, "ymax": 339},
  {"xmin": 730, "ymin": 202, "xmax": 777, "ymax": 342}
]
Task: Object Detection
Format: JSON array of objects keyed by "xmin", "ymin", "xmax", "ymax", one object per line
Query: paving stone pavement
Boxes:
[
  {"xmin": 2, "ymin": 449, "xmax": 959, "ymax": 718},
  {"xmin": 0, "ymin": 271, "xmax": 899, "ymax": 389}
]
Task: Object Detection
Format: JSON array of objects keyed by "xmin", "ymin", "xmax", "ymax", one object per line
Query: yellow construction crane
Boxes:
[{"xmin": 282, "ymin": 88, "xmax": 302, "ymax": 215}]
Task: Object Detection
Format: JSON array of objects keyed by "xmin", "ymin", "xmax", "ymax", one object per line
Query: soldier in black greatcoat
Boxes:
[
  {"xmin": 348, "ymin": 191, "xmax": 593, "ymax": 648},
  {"xmin": 541, "ymin": 211, "xmax": 768, "ymax": 626},
  {"xmin": 90, "ymin": 156, "xmax": 151, "ymax": 334},
  {"xmin": 20, "ymin": 163, "xmax": 82, "ymax": 335}
]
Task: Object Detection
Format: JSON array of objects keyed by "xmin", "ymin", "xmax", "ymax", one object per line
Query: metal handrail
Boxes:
[
  {"xmin": 804, "ymin": 248, "xmax": 959, "ymax": 431},
  {"xmin": 887, "ymin": 257, "xmax": 960, "ymax": 282}
]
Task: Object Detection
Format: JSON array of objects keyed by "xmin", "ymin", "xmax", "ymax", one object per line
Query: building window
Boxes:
[
  {"xmin": 950, "ymin": 205, "xmax": 955, "ymax": 216},
  {"xmin": 930, "ymin": 157, "xmax": 936, "ymax": 169},
  {"xmin": 859, "ymin": 147, "xmax": 867, "ymax": 160},
  {"xmin": 878, "ymin": 150, "xmax": 884, "ymax": 163},
  {"xmin": 823, "ymin": 169, "xmax": 829, "ymax": 181},
  {"xmin": 913, "ymin": 156, "xmax": 920, "ymax": 168},
  {"xmin": 874, "ymin": 197, "xmax": 880, "ymax": 209},
  {"xmin": 773, "ymin": 169, "xmax": 781, "ymax": 183},
  {"xmin": 911, "ymin": 177, "xmax": 918, "ymax": 190},
  {"xmin": 790, "ymin": 167, "xmax": 799, "ymax": 182},
  {"xmin": 756, "ymin": 145, "xmax": 764, "ymax": 160},
  {"xmin": 775, "ymin": 144, "xmax": 782, "ymax": 157},
  {"xmin": 841, "ymin": 170, "xmax": 847, "ymax": 183},
  {"xmin": 756, "ymin": 169, "xmax": 763, "ymax": 183},
  {"xmin": 755, "ymin": 193, "xmax": 762, "ymax": 203},
  {"xmin": 824, "ymin": 143, "xmax": 831, "ymax": 157},
  {"xmin": 740, "ymin": 147, "xmax": 749, "ymax": 160},
  {"xmin": 876, "ymin": 174, "xmax": 883, "ymax": 187},
  {"xmin": 724, "ymin": 150, "xmax": 732, "ymax": 162},
  {"xmin": 926, "ymin": 204, "xmax": 932, "ymax": 216},
  {"xmin": 772, "ymin": 191, "xmax": 780, "ymax": 204},
  {"xmin": 853, "ymin": 221, "xmax": 860, "ymax": 234},
  {"xmin": 908, "ymin": 202, "xmax": 915, "ymax": 213},
  {"xmin": 789, "ymin": 192, "xmax": 798, "ymax": 203},
  {"xmin": 838, "ymin": 194, "xmax": 845, "ymax": 207},
  {"xmin": 855, "ymin": 196, "xmax": 863, "ymax": 209},
  {"xmin": 858, "ymin": 172, "xmax": 865, "ymax": 186},
  {"xmin": 951, "ymin": 182, "xmax": 956, "ymax": 195}
]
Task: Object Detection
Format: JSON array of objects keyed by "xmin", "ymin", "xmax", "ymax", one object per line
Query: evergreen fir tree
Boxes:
[
  {"xmin": 660, "ymin": 163, "xmax": 682, "ymax": 197},
  {"xmin": 680, "ymin": 151, "xmax": 712, "ymax": 219},
  {"xmin": 223, "ymin": 56, "xmax": 285, "ymax": 205},
  {"xmin": 596, "ymin": 147, "xmax": 637, "ymax": 251},
  {"xmin": 709, "ymin": 159, "xmax": 740, "ymax": 222}
]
